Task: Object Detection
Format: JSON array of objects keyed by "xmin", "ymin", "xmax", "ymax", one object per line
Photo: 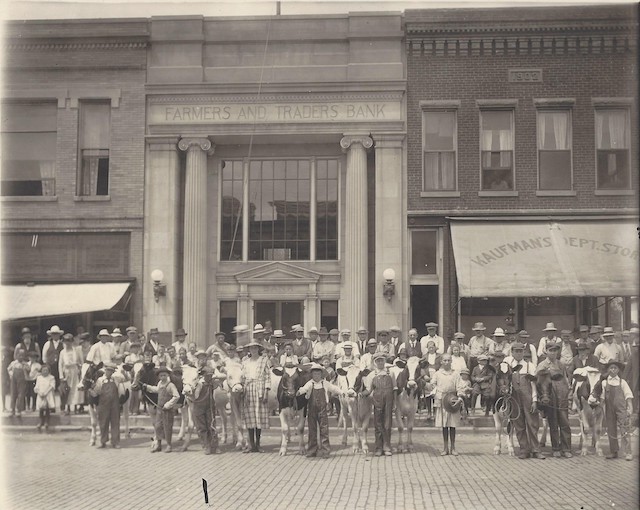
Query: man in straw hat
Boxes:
[
  {"xmin": 86, "ymin": 329, "xmax": 117, "ymax": 366},
  {"xmin": 594, "ymin": 327, "xmax": 624, "ymax": 374},
  {"xmin": 90, "ymin": 362, "xmax": 126, "ymax": 449},
  {"xmin": 420, "ymin": 322, "xmax": 444, "ymax": 356},
  {"xmin": 297, "ymin": 362, "xmax": 343, "ymax": 458},
  {"xmin": 537, "ymin": 322, "xmax": 561, "ymax": 361},
  {"xmin": 312, "ymin": 328, "xmax": 335, "ymax": 363},
  {"xmin": 291, "ymin": 325, "xmax": 313, "ymax": 360},
  {"xmin": 430, "ymin": 353, "xmax": 466, "ymax": 456},
  {"xmin": 535, "ymin": 342, "xmax": 572, "ymax": 458},
  {"xmin": 42, "ymin": 325, "xmax": 65, "ymax": 392},
  {"xmin": 507, "ymin": 343, "xmax": 544, "ymax": 459},
  {"xmin": 468, "ymin": 322, "xmax": 491, "ymax": 373},
  {"xmin": 589, "ymin": 359, "xmax": 634, "ymax": 461}
]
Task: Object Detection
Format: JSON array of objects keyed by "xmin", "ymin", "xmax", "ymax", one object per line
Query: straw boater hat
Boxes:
[
  {"xmin": 98, "ymin": 329, "xmax": 110, "ymax": 338},
  {"xmin": 390, "ymin": 325, "xmax": 401, "ymax": 333},
  {"xmin": 425, "ymin": 322, "xmax": 438, "ymax": 328},
  {"xmin": 366, "ymin": 338, "xmax": 378, "ymax": 346},
  {"xmin": 340, "ymin": 329, "xmax": 351, "ymax": 336},
  {"xmin": 602, "ymin": 327, "xmax": 615, "ymax": 337},
  {"xmin": 356, "ymin": 326, "xmax": 368, "ymax": 334},
  {"xmin": 493, "ymin": 327, "xmax": 505, "ymax": 337},
  {"xmin": 111, "ymin": 328, "xmax": 123, "ymax": 338},
  {"xmin": 472, "ymin": 322, "xmax": 486, "ymax": 331},
  {"xmin": 47, "ymin": 325, "xmax": 64, "ymax": 335},
  {"xmin": 195, "ymin": 350, "xmax": 207, "ymax": 358},
  {"xmin": 291, "ymin": 324, "xmax": 304, "ymax": 333},
  {"xmin": 253, "ymin": 324, "xmax": 265, "ymax": 334},
  {"xmin": 543, "ymin": 322, "xmax": 557, "ymax": 332},
  {"xmin": 272, "ymin": 329, "xmax": 285, "ymax": 338},
  {"xmin": 126, "ymin": 326, "xmax": 138, "ymax": 334},
  {"xmin": 342, "ymin": 341, "xmax": 353, "ymax": 350},
  {"xmin": 246, "ymin": 340, "xmax": 263, "ymax": 349}
]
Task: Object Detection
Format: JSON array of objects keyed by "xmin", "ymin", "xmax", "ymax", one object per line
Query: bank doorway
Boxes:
[
  {"xmin": 410, "ymin": 285, "xmax": 439, "ymax": 337},
  {"xmin": 254, "ymin": 301, "xmax": 303, "ymax": 338}
]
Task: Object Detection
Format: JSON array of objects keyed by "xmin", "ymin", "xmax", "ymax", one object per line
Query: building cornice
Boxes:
[{"xmin": 3, "ymin": 40, "xmax": 148, "ymax": 51}]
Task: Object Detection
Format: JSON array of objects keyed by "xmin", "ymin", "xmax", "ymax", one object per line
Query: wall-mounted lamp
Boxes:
[
  {"xmin": 151, "ymin": 269, "xmax": 166, "ymax": 302},
  {"xmin": 383, "ymin": 268, "xmax": 396, "ymax": 302}
]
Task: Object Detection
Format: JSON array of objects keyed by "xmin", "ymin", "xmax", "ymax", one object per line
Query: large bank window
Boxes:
[
  {"xmin": 220, "ymin": 158, "xmax": 339, "ymax": 261},
  {"xmin": 1, "ymin": 102, "xmax": 57, "ymax": 196}
]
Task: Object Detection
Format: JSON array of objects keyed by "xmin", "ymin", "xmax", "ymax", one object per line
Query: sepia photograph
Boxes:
[{"xmin": 0, "ymin": 0, "xmax": 638, "ymax": 508}]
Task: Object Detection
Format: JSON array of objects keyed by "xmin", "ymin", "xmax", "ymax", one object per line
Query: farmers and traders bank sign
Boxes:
[
  {"xmin": 148, "ymin": 100, "xmax": 401, "ymax": 124},
  {"xmin": 450, "ymin": 221, "xmax": 639, "ymax": 297}
]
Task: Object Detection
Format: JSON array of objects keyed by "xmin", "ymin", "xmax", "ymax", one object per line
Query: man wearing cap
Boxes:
[
  {"xmin": 488, "ymin": 328, "xmax": 509, "ymax": 357},
  {"xmin": 191, "ymin": 364, "xmax": 225, "ymax": 455},
  {"xmin": 359, "ymin": 339, "xmax": 378, "ymax": 371},
  {"xmin": 507, "ymin": 342, "xmax": 544, "ymax": 459},
  {"xmin": 537, "ymin": 322, "xmax": 561, "ymax": 361},
  {"xmin": 328, "ymin": 328, "xmax": 339, "ymax": 344},
  {"xmin": 361, "ymin": 352, "xmax": 397, "ymax": 456},
  {"xmin": 504, "ymin": 326, "xmax": 517, "ymax": 345},
  {"xmin": 335, "ymin": 342, "xmax": 359, "ymax": 371},
  {"xmin": 536, "ymin": 342, "xmax": 572, "ymax": 458},
  {"xmin": 468, "ymin": 322, "xmax": 491, "ymax": 373},
  {"xmin": 312, "ymin": 329, "xmax": 335, "ymax": 363},
  {"xmin": 558, "ymin": 330, "xmax": 578, "ymax": 365},
  {"xmin": 15, "ymin": 327, "xmax": 41, "ymax": 361},
  {"xmin": 389, "ymin": 326, "xmax": 403, "ymax": 354},
  {"xmin": 86, "ymin": 329, "xmax": 117, "ymax": 366},
  {"xmin": 119, "ymin": 326, "xmax": 138, "ymax": 357},
  {"xmin": 576, "ymin": 325, "xmax": 590, "ymax": 348},
  {"xmin": 172, "ymin": 328, "xmax": 189, "ymax": 353},
  {"xmin": 516, "ymin": 330, "xmax": 538, "ymax": 366},
  {"xmin": 594, "ymin": 327, "xmax": 623, "ymax": 373},
  {"xmin": 589, "ymin": 360, "xmax": 634, "ymax": 460},
  {"xmin": 144, "ymin": 328, "xmax": 161, "ymax": 356},
  {"xmin": 42, "ymin": 325, "xmax": 65, "ymax": 389},
  {"xmin": 90, "ymin": 362, "xmax": 126, "ymax": 449},
  {"xmin": 447, "ymin": 332, "xmax": 469, "ymax": 359},
  {"xmin": 291, "ymin": 325, "xmax": 313, "ymax": 360},
  {"xmin": 335, "ymin": 330, "xmax": 360, "ymax": 359},
  {"xmin": 141, "ymin": 366, "xmax": 180, "ymax": 453},
  {"xmin": 376, "ymin": 330, "xmax": 396, "ymax": 362},
  {"xmin": 420, "ymin": 322, "xmax": 445, "ymax": 356},
  {"xmin": 308, "ymin": 327, "xmax": 320, "ymax": 348},
  {"xmin": 399, "ymin": 328, "xmax": 423, "ymax": 358},
  {"xmin": 355, "ymin": 327, "xmax": 369, "ymax": 354}
]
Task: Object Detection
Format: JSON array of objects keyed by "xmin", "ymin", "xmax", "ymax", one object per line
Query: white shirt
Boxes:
[
  {"xmin": 601, "ymin": 376, "xmax": 633, "ymax": 401},
  {"xmin": 594, "ymin": 342, "xmax": 623, "ymax": 364},
  {"xmin": 420, "ymin": 335, "xmax": 445, "ymax": 355},
  {"xmin": 298, "ymin": 379, "xmax": 342, "ymax": 404},
  {"xmin": 451, "ymin": 356, "xmax": 468, "ymax": 373},
  {"xmin": 335, "ymin": 341, "xmax": 360, "ymax": 359},
  {"xmin": 86, "ymin": 342, "xmax": 116, "ymax": 365}
]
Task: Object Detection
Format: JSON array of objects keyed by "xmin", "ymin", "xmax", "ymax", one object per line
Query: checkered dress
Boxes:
[{"xmin": 241, "ymin": 356, "xmax": 270, "ymax": 429}]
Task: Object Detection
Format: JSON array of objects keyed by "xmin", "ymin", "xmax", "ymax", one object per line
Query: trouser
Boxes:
[
  {"xmin": 129, "ymin": 389, "xmax": 141, "ymax": 414},
  {"xmin": 10, "ymin": 378, "xmax": 26, "ymax": 413},
  {"xmin": 605, "ymin": 384, "xmax": 630, "ymax": 456},
  {"xmin": 26, "ymin": 381, "xmax": 36, "ymax": 410},
  {"xmin": 511, "ymin": 382, "xmax": 540, "ymax": 454},
  {"xmin": 39, "ymin": 408, "xmax": 51, "ymax": 426},
  {"xmin": 546, "ymin": 390, "xmax": 571, "ymax": 453},
  {"xmin": 155, "ymin": 409, "xmax": 174, "ymax": 445},
  {"xmin": 98, "ymin": 399, "xmax": 121, "ymax": 446},
  {"xmin": 373, "ymin": 391, "xmax": 394, "ymax": 452},
  {"xmin": 308, "ymin": 390, "xmax": 330, "ymax": 455},
  {"xmin": 192, "ymin": 399, "xmax": 219, "ymax": 451}
]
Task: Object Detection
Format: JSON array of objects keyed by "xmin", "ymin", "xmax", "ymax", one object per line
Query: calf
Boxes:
[
  {"xmin": 572, "ymin": 366, "xmax": 605, "ymax": 456},
  {"xmin": 492, "ymin": 363, "xmax": 515, "ymax": 456},
  {"xmin": 336, "ymin": 365, "xmax": 372, "ymax": 454},
  {"xmin": 272, "ymin": 366, "xmax": 311, "ymax": 456},
  {"xmin": 131, "ymin": 362, "xmax": 160, "ymax": 451},
  {"xmin": 77, "ymin": 362, "xmax": 103, "ymax": 446},
  {"xmin": 390, "ymin": 357, "xmax": 422, "ymax": 452},
  {"xmin": 224, "ymin": 360, "xmax": 246, "ymax": 449}
]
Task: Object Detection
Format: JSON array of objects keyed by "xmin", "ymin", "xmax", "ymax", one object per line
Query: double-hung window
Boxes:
[
  {"xmin": 423, "ymin": 110, "xmax": 457, "ymax": 191},
  {"xmin": 538, "ymin": 109, "xmax": 572, "ymax": 190},
  {"xmin": 78, "ymin": 102, "xmax": 110, "ymax": 196},
  {"xmin": 1, "ymin": 102, "xmax": 57, "ymax": 196},
  {"xmin": 480, "ymin": 110, "xmax": 514, "ymax": 191},
  {"xmin": 595, "ymin": 108, "xmax": 631, "ymax": 190}
]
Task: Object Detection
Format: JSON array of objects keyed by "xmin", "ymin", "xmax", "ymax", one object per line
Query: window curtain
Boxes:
[
  {"xmin": 440, "ymin": 152, "xmax": 455, "ymax": 189},
  {"xmin": 81, "ymin": 155, "xmax": 99, "ymax": 196},
  {"xmin": 498, "ymin": 130, "xmax": 512, "ymax": 167},
  {"xmin": 481, "ymin": 131, "xmax": 493, "ymax": 167},
  {"xmin": 538, "ymin": 112, "xmax": 569, "ymax": 150},
  {"xmin": 424, "ymin": 152, "xmax": 438, "ymax": 190},
  {"xmin": 608, "ymin": 110, "xmax": 627, "ymax": 149},
  {"xmin": 595, "ymin": 111, "xmax": 605, "ymax": 149},
  {"xmin": 39, "ymin": 161, "xmax": 55, "ymax": 196}
]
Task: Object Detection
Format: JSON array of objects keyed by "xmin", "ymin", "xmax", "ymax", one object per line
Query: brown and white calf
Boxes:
[
  {"xmin": 336, "ymin": 365, "xmax": 372, "ymax": 454},
  {"xmin": 271, "ymin": 366, "xmax": 311, "ymax": 456},
  {"xmin": 572, "ymin": 366, "xmax": 605, "ymax": 456},
  {"xmin": 389, "ymin": 357, "xmax": 423, "ymax": 453}
]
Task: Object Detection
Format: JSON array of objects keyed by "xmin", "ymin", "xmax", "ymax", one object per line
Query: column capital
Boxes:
[
  {"xmin": 371, "ymin": 132, "xmax": 406, "ymax": 148},
  {"xmin": 178, "ymin": 137, "xmax": 215, "ymax": 155},
  {"xmin": 340, "ymin": 134, "xmax": 373, "ymax": 152},
  {"xmin": 146, "ymin": 135, "xmax": 181, "ymax": 152}
]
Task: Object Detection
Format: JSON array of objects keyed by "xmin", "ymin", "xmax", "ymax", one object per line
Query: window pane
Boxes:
[
  {"xmin": 316, "ymin": 159, "xmax": 339, "ymax": 260},
  {"xmin": 219, "ymin": 301, "xmax": 238, "ymax": 341},
  {"xmin": 424, "ymin": 111, "xmax": 455, "ymax": 150},
  {"xmin": 80, "ymin": 102, "xmax": 110, "ymax": 149},
  {"xmin": 220, "ymin": 160, "xmax": 243, "ymax": 260},
  {"xmin": 1, "ymin": 102, "xmax": 57, "ymax": 132},
  {"xmin": 482, "ymin": 167, "xmax": 513, "ymax": 191},
  {"xmin": 538, "ymin": 111, "xmax": 570, "ymax": 150},
  {"xmin": 539, "ymin": 151, "xmax": 571, "ymax": 190},
  {"xmin": 597, "ymin": 150, "xmax": 630, "ymax": 189},
  {"xmin": 596, "ymin": 109, "xmax": 628, "ymax": 149},
  {"xmin": 411, "ymin": 230, "xmax": 437, "ymax": 275},
  {"xmin": 321, "ymin": 300, "xmax": 339, "ymax": 331},
  {"xmin": 481, "ymin": 111, "xmax": 512, "ymax": 150},
  {"xmin": 423, "ymin": 151, "xmax": 456, "ymax": 191}
]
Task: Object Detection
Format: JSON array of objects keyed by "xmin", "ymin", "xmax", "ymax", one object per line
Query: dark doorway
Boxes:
[{"xmin": 410, "ymin": 285, "xmax": 438, "ymax": 337}]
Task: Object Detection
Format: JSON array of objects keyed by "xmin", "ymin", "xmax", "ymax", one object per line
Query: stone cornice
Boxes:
[
  {"xmin": 148, "ymin": 91, "xmax": 404, "ymax": 104},
  {"xmin": 3, "ymin": 41, "xmax": 148, "ymax": 51}
]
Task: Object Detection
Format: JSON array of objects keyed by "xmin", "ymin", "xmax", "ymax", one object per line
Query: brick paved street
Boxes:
[{"xmin": 1, "ymin": 426, "xmax": 638, "ymax": 510}]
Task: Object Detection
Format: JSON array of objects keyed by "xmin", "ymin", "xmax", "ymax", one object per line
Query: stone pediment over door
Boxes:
[{"xmin": 234, "ymin": 262, "xmax": 322, "ymax": 286}]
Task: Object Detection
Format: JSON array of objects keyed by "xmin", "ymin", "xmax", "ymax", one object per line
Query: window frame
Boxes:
[
  {"xmin": 536, "ymin": 107, "xmax": 574, "ymax": 193},
  {"xmin": 594, "ymin": 105, "xmax": 632, "ymax": 192},
  {"xmin": 218, "ymin": 156, "xmax": 341, "ymax": 263},
  {"xmin": 76, "ymin": 100, "xmax": 111, "ymax": 198},
  {"xmin": 0, "ymin": 100, "xmax": 58, "ymax": 198},
  {"xmin": 479, "ymin": 108, "xmax": 516, "ymax": 193}
]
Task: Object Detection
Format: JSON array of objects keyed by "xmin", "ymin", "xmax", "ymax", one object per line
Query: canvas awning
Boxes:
[
  {"xmin": 450, "ymin": 220, "xmax": 639, "ymax": 297},
  {"xmin": 1, "ymin": 282, "xmax": 132, "ymax": 321}
]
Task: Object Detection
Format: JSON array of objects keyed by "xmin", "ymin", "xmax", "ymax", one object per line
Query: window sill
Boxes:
[
  {"xmin": 478, "ymin": 191, "xmax": 519, "ymax": 197},
  {"xmin": 420, "ymin": 191, "xmax": 461, "ymax": 198},
  {"xmin": 1, "ymin": 196, "xmax": 58, "ymax": 202},
  {"xmin": 594, "ymin": 189, "xmax": 635, "ymax": 196},
  {"xmin": 536, "ymin": 190, "xmax": 577, "ymax": 197},
  {"xmin": 74, "ymin": 195, "xmax": 111, "ymax": 202}
]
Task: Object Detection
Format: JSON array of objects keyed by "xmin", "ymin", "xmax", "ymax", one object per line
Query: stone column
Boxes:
[
  {"xmin": 143, "ymin": 136, "xmax": 181, "ymax": 334},
  {"xmin": 372, "ymin": 133, "xmax": 406, "ymax": 332},
  {"xmin": 340, "ymin": 134, "xmax": 373, "ymax": 331},
  {"xmin": 179, "ymin": 137, "xmax": 214, "ymax": 347}
]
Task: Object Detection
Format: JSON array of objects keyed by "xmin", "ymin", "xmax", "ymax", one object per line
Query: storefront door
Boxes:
[{"xmin": 254, "ymin": 301, "xmax": 303, "ymax": 338}]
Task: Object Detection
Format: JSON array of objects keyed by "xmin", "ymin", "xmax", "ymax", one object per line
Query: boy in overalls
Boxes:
[
  {"xmin": 589, "ymin": 360, "xmax": 634, "ymax": 460},
  {"xmin": 90, "ymin": 362, "xmax": 126, "ymax": 449},
  {"xmin": 142, "ymin": 366, "xmax": 180, "ymax": 453},
  {"xmin": 297, "ymin": 363, "xmax": 343, "ymax": 458},
  {"xmin": 363, "ymin": 352, "xmax": 397, "ymax": 457}
]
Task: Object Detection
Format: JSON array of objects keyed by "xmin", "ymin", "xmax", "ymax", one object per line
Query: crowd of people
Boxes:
[{"xmin": 3, "ymin": 320, "xmax": 638, "ymax": 460}]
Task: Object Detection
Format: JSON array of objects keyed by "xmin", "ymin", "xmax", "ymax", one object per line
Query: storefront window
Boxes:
[
  {"xmin": 1, "ymin": 102, "xmax": 57, "ymax": 196},
  {"xmin": 220, "ymin": 157, "xmax": 339, "ymax": 261}
]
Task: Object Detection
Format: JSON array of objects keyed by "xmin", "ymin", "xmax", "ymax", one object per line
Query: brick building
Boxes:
[
  {"xmin": 405, "ymin": 5, "xmax": 639, "ymax": 341},
  {"xmin": 1, "ymin": 19, "xmax": 148, "ymax": 343}
]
